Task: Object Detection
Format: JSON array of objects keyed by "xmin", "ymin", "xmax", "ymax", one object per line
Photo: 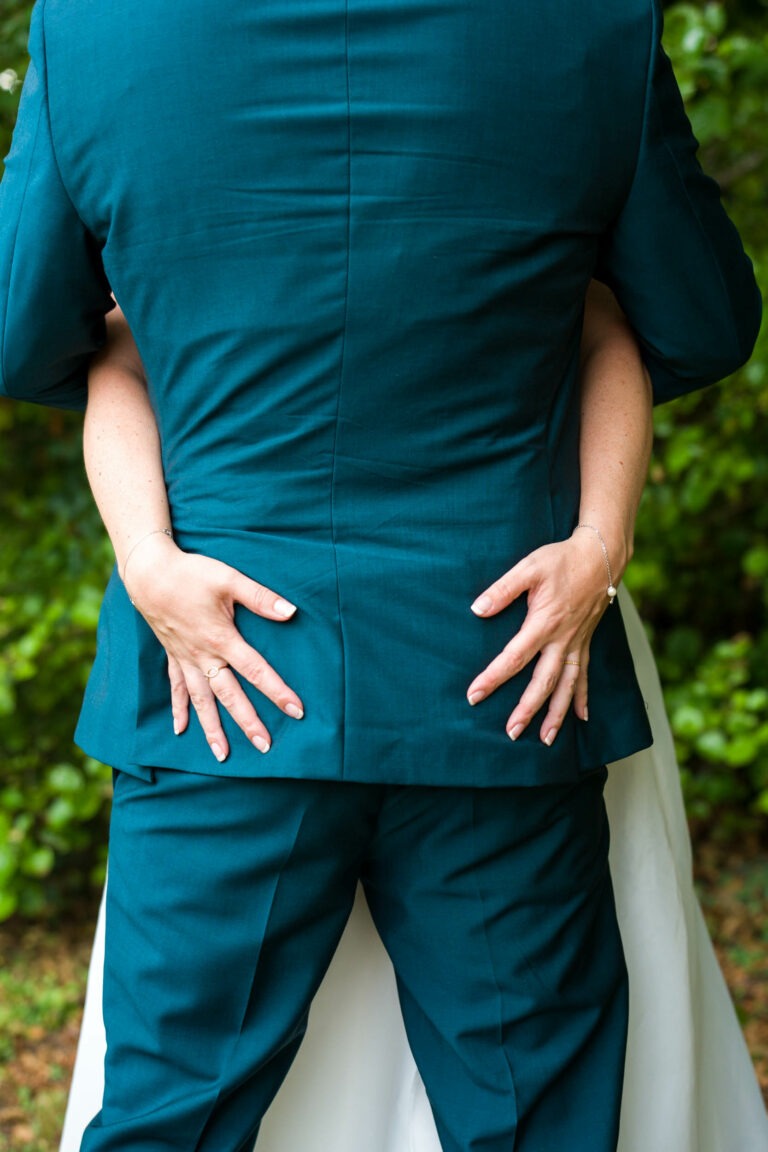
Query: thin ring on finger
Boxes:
[
  {"xmin": 204, "ymin": 664, "xmax": 227, "ymax": 680},
  {"xmin": 539, "ymin": 658, "xmax": 582, "ymax": 745}
]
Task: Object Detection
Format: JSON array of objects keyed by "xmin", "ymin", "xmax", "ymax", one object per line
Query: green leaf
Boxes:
[{"xmin": 20, "ymin": 846, "xmax": 56, "ymax": 878}]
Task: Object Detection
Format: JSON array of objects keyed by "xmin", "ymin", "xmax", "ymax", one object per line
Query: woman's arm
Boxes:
[
  {"xmin": 577, "ymin": 279, "xmax": 654, "ymax": 573},
  {"xmin": 83, "ymin": 309, "xmax": 171, "ymax": 573},
  {"xmin": 84, "ymin": 306, "xmax": 305, "ymax": 762},
  {"xmin": 467, "ymin": 281, "xmax": 654, "ymax": 745}
]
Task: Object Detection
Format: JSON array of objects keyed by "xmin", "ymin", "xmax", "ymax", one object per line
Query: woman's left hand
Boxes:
[{"xmin": 466, "ymin": 531, "xmax": 618, "ymax": 745}]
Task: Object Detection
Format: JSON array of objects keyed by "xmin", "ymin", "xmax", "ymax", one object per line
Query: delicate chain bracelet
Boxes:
[
  {"xmin": 574, "ymin": 524, "xmax": 618, "ymax": 605},
  {"xmin": 121, "ymin": 527, "xmax": 174, "ymax": 588}
]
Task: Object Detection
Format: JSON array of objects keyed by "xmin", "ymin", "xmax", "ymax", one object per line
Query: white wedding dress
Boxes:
[{"xmin": 59, "ymin": 585, "xmax": 768, "ymax": 1152}]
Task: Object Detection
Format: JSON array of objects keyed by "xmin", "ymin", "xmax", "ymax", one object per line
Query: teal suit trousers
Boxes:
[{"xmin": 81, "ymin": 765, "xmax": 626, "ymax": 1152}]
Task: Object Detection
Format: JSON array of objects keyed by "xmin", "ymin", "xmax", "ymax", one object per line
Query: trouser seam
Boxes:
[{"xmin": 469, "ymin": 789, "xmax": 519, "ymax": 1148}]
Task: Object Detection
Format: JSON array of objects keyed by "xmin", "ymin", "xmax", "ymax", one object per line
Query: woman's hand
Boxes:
[
  {"xmin": 466, "ymin": 530, "xmax": 621, "ymax": 745},
  {"xmin": 467, "ymin": 282, "xmax": 652, "ymax": 746},
  {"xmin": 124, "ymin": 533, "xmax": 304, "ymax": 762}
]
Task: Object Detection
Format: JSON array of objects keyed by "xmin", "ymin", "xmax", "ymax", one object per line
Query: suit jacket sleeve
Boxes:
[
  {"xmin": 595, "ymin": 0, "xmax": 762, "ymax": 407},
  {"xmin": 0, "ymin": 1, "xmax": 114, "ymax": 412}
]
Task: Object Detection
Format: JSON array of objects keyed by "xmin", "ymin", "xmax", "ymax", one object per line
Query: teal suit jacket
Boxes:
[{"xmin": 0, "ymin": 0, "xmax": 761, "ymax": 786}]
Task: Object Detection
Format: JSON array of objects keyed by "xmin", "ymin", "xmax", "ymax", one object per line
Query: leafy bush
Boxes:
[
  {"xmin": 626, "ymin": 0, "xmax": 768, "ymax": 836},
  {"xmin": 0, "ymin": 403, "xmax": 114, "ymax": 920},
  {"xmin": 0, "ymin": 0, "xmax": 766, "ymax": 921}
]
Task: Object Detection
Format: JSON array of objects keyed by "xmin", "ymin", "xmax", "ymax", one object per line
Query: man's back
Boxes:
[
  {"xmin": 0, "ymin": 0, "xmax": 760, "ymax": 784},
  {"xmin": 49, "ymin": 0, "xmax": 648, "ymax": 498}
]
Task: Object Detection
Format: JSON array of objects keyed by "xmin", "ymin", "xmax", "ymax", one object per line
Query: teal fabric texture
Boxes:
[
  {"xmin": 82, "ymin": 766, "xmax": 627, "ymax": 1151},
  {"xmin": 0, "ymin": 0, "xmax": 761, "ymax": 786}
]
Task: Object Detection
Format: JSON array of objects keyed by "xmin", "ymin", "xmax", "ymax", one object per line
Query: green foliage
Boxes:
[
  {"xmin": 0, "ymin": 956, "xmax": 85, "ymax": 1064},
  {"xmin": 0, "ymin": 403, "xmax": 114, "ymax": 920},
  {"xmin": 0, "ymin": 0, "xmax": 31, "ymax": 147},
  {"xmin": 625, "ymin": 2, "xmax": 768, "ymax": 833},
  {"xmin": 0, "ymin": 1, "xmax": 766, "ymax": 921},
  {"xmin": 0, "ymin": 918, "xmax": 93, "ymax": 1148}
]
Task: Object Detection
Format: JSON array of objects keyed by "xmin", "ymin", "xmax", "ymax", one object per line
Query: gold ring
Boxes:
[
  {"xmin": 204, "ymin": 665, "xmax": 224, "ymax": 680},
  {"xmin": 563, "ymin": 659, "xmax": 581, "ymax": 667}
]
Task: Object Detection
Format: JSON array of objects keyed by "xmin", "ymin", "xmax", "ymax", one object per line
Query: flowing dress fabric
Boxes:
[{"xmin": 59, "ymin": 585, "xmax": 768, "ymax": 1152}]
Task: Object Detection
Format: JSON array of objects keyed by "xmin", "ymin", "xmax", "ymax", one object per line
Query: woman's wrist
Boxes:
[
  {"xmin": 118, "ymin": 528, "xmax": 178, "ymax": 596},
  {"xmin": 571, "ymin": 524, "xmax": 619, "ymax": 604},
  {"xmin": 571, "ymin": 518, "xmax": 633, "ymax": 594},
  {"xmin": 119, "ymin": 527, "xmax": 174, "ymax": 581}
]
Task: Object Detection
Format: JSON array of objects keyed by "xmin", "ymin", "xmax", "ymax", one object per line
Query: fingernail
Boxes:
[
  {"xmin": 471, "ymin": 595, "xmax": 493, "ymax": 616},
  {"xmin": 544, "ymin": 727, "xmax": 557, "ymax": 746},
  {"xmin": 508, "ymin": 723, "xmax": 524, "ymax": 741},
  {"xmin": 468, "ymin": 690, "xmax": 485, "ymax": 706},
  {"xmin": 253, "ymin": 735, "xmax": 271, "ymax": 754},
  {"xmin": 211, "ymin": 742, "xmax": 227, "ymax": 763},
  {"xmin": 285, "ymin": 702, "xmax": 304, "ymax": 720},
  {"xmin": 274, "ymin": 598, "xmax": 297, "ymax": 618},
  {"xmin": 173, "ymin": 721, "xmax": 180, "ymax": 736},
  {"xmin": 583, "ymin": 705, "xmax": 589, "ymax": 722}
]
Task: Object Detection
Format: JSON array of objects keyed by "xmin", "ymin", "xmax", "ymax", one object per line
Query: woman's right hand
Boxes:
[{"xmin": 123, "ymin": 532, "xmax": 304, "ymax": 762}]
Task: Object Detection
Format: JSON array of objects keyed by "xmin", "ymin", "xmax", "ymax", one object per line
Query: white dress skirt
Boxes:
[{"xmin": 59, "ymin": 585, "xmax": 768, "ymax": 1151}]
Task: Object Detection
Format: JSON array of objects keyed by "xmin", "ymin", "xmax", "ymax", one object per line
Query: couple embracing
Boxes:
[{"xmin": 1, "ymin": 1, "xmax": 766, "ymax": 1149}]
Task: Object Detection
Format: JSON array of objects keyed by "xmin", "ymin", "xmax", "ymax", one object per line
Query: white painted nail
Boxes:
[
  {"xmin": 274, "ymin": 598, "xmax": 297, "ymax": 618},
  {"xmin": 470, "ymin": 595, "xmax": 493, "ymax": 616},
  {"xmin": 211, "ymin": 742, "xmax": 227, "ymax": 762},
  {"xmin": 468, "ymin": 690, "xmax": 485, "ymax": 706},
  {"xmin": 544, "ymin": 728, "xmax": 557, "ymax": 746},
  {"xmin": 508, "ymin": 723, "xmax": 524, "ymax": 741},
  {"xmin": 253, "ymin": 735, "xmax": 271, "ymax": 754},
  {"xmin": 285, "ymin": 702, "xmax": 304, "ymax": 720}
]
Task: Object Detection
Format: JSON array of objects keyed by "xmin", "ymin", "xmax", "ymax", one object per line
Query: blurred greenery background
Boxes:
[{"xmin": 0, "ymin": 0, "xmax": 766, "ymax": 924}]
